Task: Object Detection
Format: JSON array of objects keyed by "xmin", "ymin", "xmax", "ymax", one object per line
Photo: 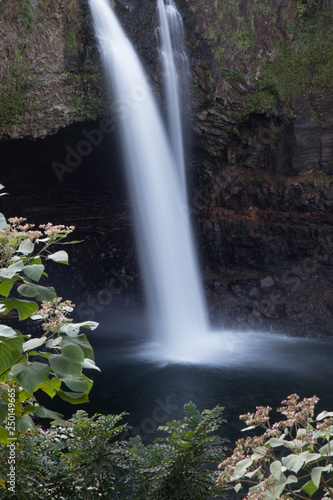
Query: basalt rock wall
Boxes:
[{"xmin": 1, "ymin": 0, "xmax": 333, "ymax": 336}]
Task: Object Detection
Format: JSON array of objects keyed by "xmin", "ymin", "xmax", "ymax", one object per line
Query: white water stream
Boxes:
[
  {"xmin": 157, "ymin": 0, "xmax": 191, "ymax": 197},
  {"xmin": 89, "ymin": 0, "xmax": 217, "ymax": 362}
]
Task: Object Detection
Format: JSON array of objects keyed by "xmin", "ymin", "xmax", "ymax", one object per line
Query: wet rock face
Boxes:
[
  {"xmin": 215, "ymin": 95, "xmax": 333, "ymax": 177},
  {"xmin": 182, "ymin": 0, "xmax": 333, "ymax": 174},
  {"xmin": 194, "ymin": 165, "xmax": 333, "ymax": 268},
  {"xmin": 205, "ymin": 263, "xmax": 333, "ymax": 339},
  {"xmin": 0, "ymin": 0, "xmax": 108, "ymax": 139},
  {"xmin": 0, "ymin": 0, "xmax": 165, "ymax": 139},
  {"xmin": 192, "ymin": 162, "xmax": 333, "ymax": 338},
  {"xmin": 113, "ymin": 0, "xmax": 159, "ymax": 73}
]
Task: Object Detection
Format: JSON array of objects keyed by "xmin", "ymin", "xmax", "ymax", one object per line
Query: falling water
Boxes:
[
  {"xmin": 157, "ymin": 0, "xmax": 191, "ymax": 197},
  {"xmin": 89, "ymin": 0, "xmax": 218, "ymax": 362}
]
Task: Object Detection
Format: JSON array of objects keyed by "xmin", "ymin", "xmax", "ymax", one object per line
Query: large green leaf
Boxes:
[
  {"xmin": 35, "ymin": 377, "xmax": 61, "ymax": 398},
  {"xmin": 0, "ymin": 332, "xmax": 24, "ymax": 380},
  {"xmin": 49, "ymin": 344, "xmax": 84, "ymax": 377},
  {"xmin": 11, "ymin": 362, "xmax": 50, "ymax": 393},
  {"xmin": 23, "ymin": 264, "xmax": 44, "ymax": 282},
  {"xmin": 47, "ymin": 250, "xmax": 69, "ymax": 264},
  {"xmin": 0, "ymin": 260, "xmax": 24, "ymax": 279},
  {"xmin": 317, "ymin": 410, "xmax": 333, "ymax": 421},
  {"xmin": 82, "ymin": 358, "xmax": 101, "ymax": 371},
  {"xmin": 18, "ymin": 239, "xmax": 34, "ymax": 255},
  {"xmin": 15, "ymin": 415, "xmax": 37, "ymax": 433},
  {"xmin": 23, "ymin": 337, "xmax": 47, "ymax": 352},
  {"xmin": 17, "ymin": 283, "xmax": 56, "ymax": 301},
  {"xmin": 302, "ymin": 479, "xmax": 318, "ymax": 496},
  {"xmin": 60, "ymin": 321, "xmax": 99, "ymax": 337},
  {"xmin": 61, "ymin": 376, "xmax": 90, "ymax": 392},
  {"xmin": 17, "ymin": 389, "xmax": 33, "ymax": 402},
  {"xmin": 0, "ymin": 426, "xmax": 12, "ymax": 445},
  {"xmin": 60, "ymin": 335, "xmax": 94, "ymax": 359},
  {"xmin": 270, "ymin": 460, "xmax": 283, "ymax": 480},
  {"xmin": 282, "ymin": 451, "xmax": 321, "ymax": 473},
  {"xmin": 311, "ymin": 465, "xmax": 333, "ymax": 488},
  {"xmin": 0, "ymin": 325, "xmax": 18, "ymax": 338},
  {"xmin": 267, "ymin": 437, "xmax": 287, "ymax": 448},
  {"xmin": 270, "ymin": 474, "xmax": 297, "ymax": 498},
  {"xmin": 46, "ymin": 337, "xmax": 62, "ymax": 348},
  {"xmin": 0, "ymin": 276, "xmax": 20, "ymax": 298},
  {"xmin": 319, "ymin": 440, "xmax": 333, "ymax": 456},
  {"xmin": 1, "ymin": 298, "xmax": 39, "ymax": 320},
  {"xmin": 57, "ymin": 389, "xmax": 90, "ymax": 404},
  {"xmin": 34, "ymin": 405, "xmax": 65, "ymax": 425},
  {"xmin": 231, "ymin": 458, "xmax": 253, "ymax": 480}
]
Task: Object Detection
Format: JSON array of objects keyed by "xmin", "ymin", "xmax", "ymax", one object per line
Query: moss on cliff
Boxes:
[
  {"xmin": 244, "ymin": 9, "xmax": 333, "ymax": 116},
  {"xmin": 66, "ymin": 72, "xmax": 109, "ymax": 121},
  {"xmin": 0, "ymin": 0, "xmax": 108, "ymax": 139},
  {"xmin": 0, "ymin": 27, "xmax": 35, "ymax": 132},
  {"xmin": 193, "ymin": 0, "xmax": 333, "ymax": 114},
  {"xmin": 187, "ymin": 0, "xmax": 333, "ymax": 162}
]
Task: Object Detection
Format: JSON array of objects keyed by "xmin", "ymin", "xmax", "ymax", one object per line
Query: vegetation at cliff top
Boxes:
[{"xmin": 193, "ymin": 0, "xmax": 333, "ymax": 118}]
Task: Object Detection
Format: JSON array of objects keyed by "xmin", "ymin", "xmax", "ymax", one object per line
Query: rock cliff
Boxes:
[{"xmin": 1, "ymin": 0, "xmax": 333, "ymax": 336}]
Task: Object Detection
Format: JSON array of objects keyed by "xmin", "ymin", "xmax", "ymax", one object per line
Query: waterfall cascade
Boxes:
[
  {"xmin": 156, "ymin": 0, "xmax": 191, "ymax": 197},
  {"xmin": 89, "ymin": 0, "xmax": 225, "ymax": 363}
]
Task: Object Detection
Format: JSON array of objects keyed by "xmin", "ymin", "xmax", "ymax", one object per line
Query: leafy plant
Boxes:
[
  {"xmin": 218, "ymin": 394, "xmax": 333, "ymax": 499},
  {"xmin": 0, "ymin": 402, "xmax": 227, "ymax": 498},
  {"xmin": 1, "ymin": 410, "xmax": 128, "ymax": 499},
  {"xmin": 124, "ymin": 401, "xmax": 227, "ymax": 499},
  {"xmin": 0, "ymin": 185, "xmax": 99, "ymax": 446}
]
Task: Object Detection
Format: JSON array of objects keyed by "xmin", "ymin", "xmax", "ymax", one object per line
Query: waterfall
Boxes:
[
  {"xmin": 156, "ymin": 0, "xmax": 191, "ymax": 198},
  {"xmin": 89, "ymin": 0, "xmax": 216, "ymax": 362}
]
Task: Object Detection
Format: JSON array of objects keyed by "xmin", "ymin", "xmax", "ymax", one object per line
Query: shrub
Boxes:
[
  {"xmin": 218, "ymin": 394, "xmax": 333, "ymax": 499},
  {"xmin": 0, "ymin": 402, "xmax": 227, "ymax": 499},
  {"xmin": 123, "ymin": 401, "xmax": 227, "ymax": 499},
  {"xmin": 3, "ymin": 410, "xmax": 128, "ymax": 499},
  {"xmin": 0, "ymin": 183, "xmax": 99, "ymax": 491}
]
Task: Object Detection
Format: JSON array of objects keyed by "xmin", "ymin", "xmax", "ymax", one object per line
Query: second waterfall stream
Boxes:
[{"xmin": 88, "ymin": 0, "xmax": 226, "ymax": 363}]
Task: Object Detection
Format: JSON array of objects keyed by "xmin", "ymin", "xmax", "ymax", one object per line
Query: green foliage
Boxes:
[
  {"xmin": 0, "ymin": 190, "xmax": 99, "ymax": 448},
  {"xmin": 124, "ymin": 402, "xmax": 227, "ymax": 499},
  {"xmin": 0, "ymin": 410, "xmax": 128, "ymax": 499},
  {"xmin": 205, "ymin": 143, "xmax": 225, "ymax": 157},
  {"xmin": 218, "ymin": 394, "xmax": 333, "ymax": 499},
  {"xmin": 0, "ymin": 47, "xmax": 29, "ymax": 129},
  {"xmin": 243, "ymin": 10, "xmax": 333, "ymax": 116},
  {"xmin": 311, "ymin": 171, "xmax": 333, "ymax": 190},
  {"xmin": 67, "ymin": 73, "xmax": 110, "ymax": 122},
  {"xmin": 19, "ymin": 0, "xmax": 40, "ymax": 31},
  {"xmin": 220, "ymin": 67, "xmax": 245, "ymax": 83},
  {"xmin": 194, "ymin": 0, "xmax": 333, "ymax": 123},
  {"xmin": 65, "ymin": 33, "xmax": 77, "ymax": 50},
  {"xmin": 245, "ymin": 89, "xmax": 278, "ymax": 114},
  {"xmin": 0, "ymin": 403, "xmax": 227, "ymax": 498},
  {"xmin": 3, "ymin": 393, "xmax": 333, "ymax": 498},
  {"xmin": 188, "ymin": 5, "xmax": 197, "ymax": 14},
  {"xmin": 230, "ymin": 14, "xmax": 256, "ymax": 50}
]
